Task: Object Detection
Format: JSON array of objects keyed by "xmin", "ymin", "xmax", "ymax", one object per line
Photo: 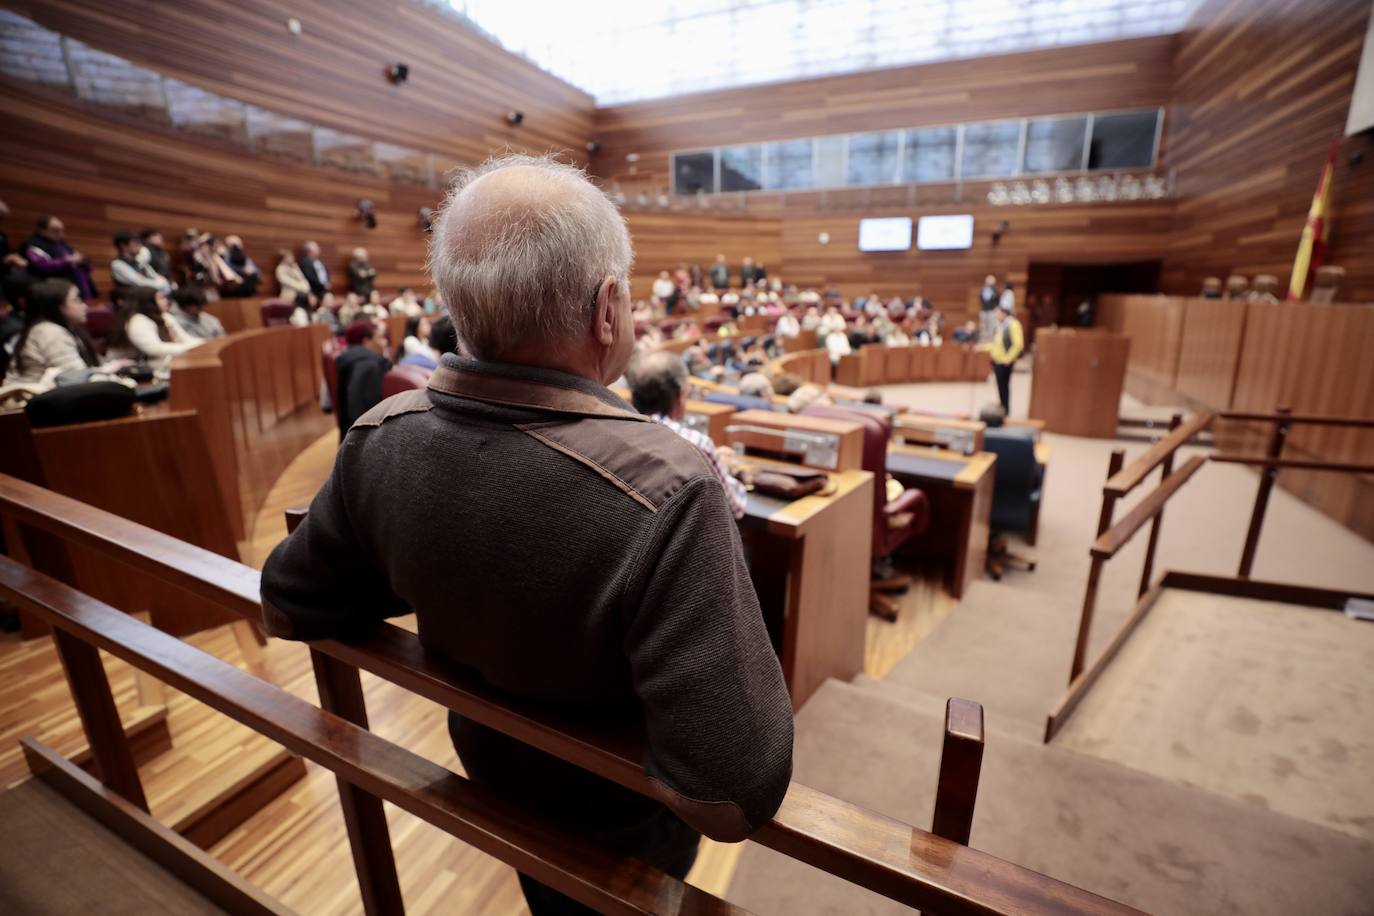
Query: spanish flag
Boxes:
[{"xmin": 1287, "ymin": 138, "xmax": 1339, "ymax": 301}]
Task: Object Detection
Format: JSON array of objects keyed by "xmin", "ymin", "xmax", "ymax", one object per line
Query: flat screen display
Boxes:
[
  {"xmin": 857, "ymin": 217, "xmax": 913, "ymax": 252},
  {"xmin": 917, "ymin": 214, "xmax": 975, "ymax": 250}
]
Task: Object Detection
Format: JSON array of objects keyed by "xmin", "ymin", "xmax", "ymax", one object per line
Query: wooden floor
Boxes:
[{"xmin": 0, "ymin": 426, "xmax": 954, "ymax": 913}]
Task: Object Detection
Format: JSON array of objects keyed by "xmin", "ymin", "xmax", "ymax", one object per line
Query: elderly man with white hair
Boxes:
[{"xmin": 260, "ymin": 154, "xmax": 793, "ymax": 915}]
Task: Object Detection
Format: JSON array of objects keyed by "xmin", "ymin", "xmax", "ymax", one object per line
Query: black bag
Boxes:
[{"xmin": 24, "ymin": 381, "xmax": 136, "ymax": 428}]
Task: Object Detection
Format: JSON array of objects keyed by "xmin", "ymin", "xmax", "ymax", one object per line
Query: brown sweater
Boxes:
[{"xmin": 260, "ymin": 355, "xmax": 794, "ymax": 843}]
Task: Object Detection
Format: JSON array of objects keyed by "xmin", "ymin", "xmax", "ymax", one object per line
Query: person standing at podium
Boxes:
[{"xmin": 985, "ymin": 303, "xmax": 1024, "ymax": 414}]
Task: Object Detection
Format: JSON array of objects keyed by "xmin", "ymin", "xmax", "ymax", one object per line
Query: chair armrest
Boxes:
[{"xmin": 885, "ymin": 487, "xmax": 926, "ymax": 516}]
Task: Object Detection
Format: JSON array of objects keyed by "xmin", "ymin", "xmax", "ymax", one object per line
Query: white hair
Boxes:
[{"xmin": 427, "ymin": 153, "xmax": 632, "ymax": 360}]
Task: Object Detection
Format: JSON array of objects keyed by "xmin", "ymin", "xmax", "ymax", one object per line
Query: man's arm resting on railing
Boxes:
[
  {"xmin": 621, "ymin": 477, "xmax": 795, "ymax": 843},
  {"xmin": 260, "ymin": 440, "xmax": 408, "ymax": 639}
]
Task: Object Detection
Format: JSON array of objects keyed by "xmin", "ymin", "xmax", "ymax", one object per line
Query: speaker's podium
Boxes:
[{"xmin": 1028, "ymin": 328, "xmax": 1129, "ymax": 438}]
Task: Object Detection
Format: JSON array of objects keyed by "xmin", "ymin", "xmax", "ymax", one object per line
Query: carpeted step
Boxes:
[
  {"xmin": 729, "ymin": 678, "xmax": 1374, "ymax": 916},
  {"xmin": 0, "ymin": 778, "xmax": 232, "ymax": 914},
  {"xmin": 849, "ymin": 672, "xmax": 1046, "ymax": 743}
]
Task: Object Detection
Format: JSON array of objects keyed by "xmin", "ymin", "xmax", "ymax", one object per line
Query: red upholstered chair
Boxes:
[
  {"xmin": 381, "ymin": 364, "xmax": 431, "ymax": 398},
  {"xmin": 85, "ymin": 305, "xmax": 114, "ymax": 355},
  {"xmin": 260, "ymin": 299, "xmax": 294, "ymax": 326},
  {"xmin": 802, "ymin": 403, "xmax": 930, "ymax": 621}
]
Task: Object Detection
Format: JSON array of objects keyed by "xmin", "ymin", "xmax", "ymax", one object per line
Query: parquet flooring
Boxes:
[{"xmin": 1, "ymin": 425, "xmax": 950, "ymax": 913}]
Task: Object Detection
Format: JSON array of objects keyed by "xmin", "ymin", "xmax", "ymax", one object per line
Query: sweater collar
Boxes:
[{"xmin": 428, "ymin": 354, "xmax": 644, "ymax": 421}]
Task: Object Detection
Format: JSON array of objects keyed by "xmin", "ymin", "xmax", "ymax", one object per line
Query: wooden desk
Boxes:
[
  {"xmin": 886, "ymin": 444, "xmax": 996, "ymax": 599},
  {"xmin": 737, "ymin": 460, "xmax": 874, "ymax": 709},
  {"xmin": 893, "ymin": 414, "xmax": 986, "ymax": 454},
  {"xmin": 682, "ymin": 400, "xmax": 736, "ymax": 446},
  {"xmin": 726, "ymin": 410, "xmax": 865, "ymax": 472}
]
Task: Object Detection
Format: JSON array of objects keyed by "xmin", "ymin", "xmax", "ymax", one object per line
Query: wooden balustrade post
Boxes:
[
  {"xmin": 51, "ymin": 628, "xmax": 149, "ymax": 811},
  {"xmin": 1137, "ymin": 414, "xmax": 1181, "ymax": 597},
  {"xmin": 1071, "ymin": 450, "xmax": 1124, "ymax": 685},
  {"xmin": 1238, "ymin": 406, "xmax": 1291, "ymax": 578},
  {"xmin": 930, "ymin": 698, "xmax": 984, "ymax": 846},
  {"xmin": 283, "ymin": 509, "xmax": 404, "ymax": 915}
]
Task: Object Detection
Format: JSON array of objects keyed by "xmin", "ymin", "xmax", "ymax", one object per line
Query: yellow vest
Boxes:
[{"xmin": 985, "ymin": 317, "xmax": 1024, "ymax": 365}]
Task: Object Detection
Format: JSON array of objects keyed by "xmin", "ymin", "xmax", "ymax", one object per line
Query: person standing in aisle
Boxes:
[{"xmin": 985, "ymin": 303, "xmax": 1024, "ymax": 414}]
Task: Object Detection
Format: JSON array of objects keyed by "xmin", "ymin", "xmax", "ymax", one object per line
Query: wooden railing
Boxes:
[
  {"xmin": 1048, "ymin": 407, "xmax": 1374, "ymax": 741},
  {"xmin": 0, "ymin": 472, "xmax": 1140, "ymax": 915}
]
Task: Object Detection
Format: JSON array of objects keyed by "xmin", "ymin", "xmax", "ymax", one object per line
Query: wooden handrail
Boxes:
[
  {"xmin": 0, "ymin": 557, "xmax": 740, "ymax": 916},
  {"xmin": 1210, "ymin": 456, "xmax": 1374, "ymax": 473},
  {"xmin": 1217, "ymin": 411, "xmax": 1374, "ymax": 428},
  {"xmin": 0, "ymin": 473, "xmax": 1141, "ymax": 915},
  {"xmin": 1102, "ymin": 412, "xmax": 1212, "ymax": 497},
  {"xmin": 1092, "ymin": 457, "xmax": 1206, "ymax": 559}
]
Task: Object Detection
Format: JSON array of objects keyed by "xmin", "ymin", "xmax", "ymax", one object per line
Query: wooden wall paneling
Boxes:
[
  {"xmin": 1163, "ymin": 0, "xmax": 1374, "ymax": 300},
  {"xmin": 591, "ymin": 36, "xmax": 1174, "ymax": 193},
  {"xmin": 1100, "ymin": 294, "xmax": 1184, "ymax": 403},
  {"xmin": 9, "ymin": 0, "xmax": 593, "ymax": 168},
  {"xmin": 167, "ymin": 355, "xmax": 243, "ymax": 543},
  {"xmin": 1173, "ymin": 298, "xmax": 1248, "ymax": 408},
  {"xmin": 621, "ymin": 211, "xmax": 783, "ymax": 300},
  {"xmin": 885, "ymin": 347, "xmax": 912, "ymax": 384},
  {"xmin": 270, "ymin": 333, "xmax": 295, "ymax": 424},
  {"xmin": 935, "ymin": 345, "xmax": 966, "ymax": 380},
  {"xmin": 910, "ymin": 347, "xmax": 936, "ymax": 381},
  {"xmin": 1028, "ymin": 330, "xmax": 1130, "ymax": 438}
]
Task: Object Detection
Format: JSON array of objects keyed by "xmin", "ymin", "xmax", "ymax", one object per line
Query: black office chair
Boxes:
[{"xmin": 981, "ymin": 427, "xmax": 1042, "ymax": 579}]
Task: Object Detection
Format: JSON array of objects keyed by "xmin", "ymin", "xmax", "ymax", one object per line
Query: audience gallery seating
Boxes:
[
  {"xmin": 259, "ymin": 299, "xmax": 295, "ymax": 327},
  {"xmin": 381, "ymin": 364, "xmax": 431, "ymax": 397}
]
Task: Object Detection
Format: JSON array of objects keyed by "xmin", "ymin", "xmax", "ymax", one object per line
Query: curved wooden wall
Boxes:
[
  {"xmin": 1100, "ymin": 293, "xmax": 1374, "ymax": 540},
  {"xmin": 170, "ymin": 325, "xmax": 333, "ymax": 542}
]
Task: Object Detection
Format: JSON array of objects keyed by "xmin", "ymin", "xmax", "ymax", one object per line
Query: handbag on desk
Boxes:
[{"xmin": 751, "ymin": 465, "xmax": 830, "ymax": 500}]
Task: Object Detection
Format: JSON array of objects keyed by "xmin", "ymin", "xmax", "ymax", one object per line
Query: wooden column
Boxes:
[
  {"xmin": 930, "ymin": 698, "xmax": 984, "ymax": 846},
  {"xmin": 1238, "ymin": 406, "xmax": 1291, "ymax": 578},
  {"xmin": 51, "ymin": 627, "xmax": 149, "ymax": 811}
]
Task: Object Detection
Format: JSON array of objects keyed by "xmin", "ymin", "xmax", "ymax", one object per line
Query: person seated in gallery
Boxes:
[
  {"xmin": 260, "ymin": 154, "xmax": 792, "ymax": 916},
  {"xmin": 739, "ymin": 371, "xmax": 775, "ymax": 402},
  {"xmin": 800, "ymin": 305, "xmax": 821, "ymax": 331},
  {"xmin": 952, "ymin": 319, "xmax": 979, "ymax": 343},
  {"xmin": 276, "ymin": 249, "xmax": 313, "ymax": 303},
  {"xmin": 348, "ymin": 247, "xmax": 377, "ymax": 298},
  {"xmin": 332, "ymin": 318, "xmax": 391, "ymax": 436},
  {"xmin": 825, "ymin": 327, "xmax": 852, "ymax": 365},
  {"xmin": 399, "ymin": 313, "xmax": 457, "ymax": 370},
  {"xmin": 787, "ymin": 383, "xmax": 830, "ymax": 413},
  {"xmin": 138, "ymin": 229, "xmax": 173, "ymax": 283},
  {"xmin": 394, "ymin": 314, "xmax": 436, "ymax": 365},
  {"xmin": 2, "ymin": 279, "xmax": 122, "ymax": 386},
  {"xmin": 169, "ymin": 288, "xmax": 225, "ymax": 340},
  {"xmin": 178, "ymin": 229, "xmax": 240, "ymax": 295},
  {"xmin": 110, "ymin": 231, "xmax": 171, "ymax": 293},
  {"xmin": 1225, "ymin": 275, "xmax": 1249, "ymax": 300},
  {"xmin": 770, "ymin": 371, "xmax": 804, "ymax": 397},
  {"xmin": 627, "ymin": 349, "xmax": 749, "ymax": 520},
  {"xmin": 298, "ymin": 240, "xmax": 331, "ymax": 298},
  {"xmin": 107, "ymin": 287, "xmax": 200, "ymax": 377},
  {"xmin": 24, "ymin": 216, "xmax": 96, "ymax": 300},
  {"xmin": 816, "ymin": 304, "xmax": 846, "ymax": 339},
  {"xmin": 709, "ymin": 253, "xmax": 729, "ymax": 290},
  {"xmin": 220, "ymin": 235, "xmax": 262, "ymax": 298},
  {"xmin": 774, "ymin": 308, "xmax": 801, "ymax": 339},
  {"xmin": 388, "ymin": 287, "xmax": 423, "ymax": 317}
]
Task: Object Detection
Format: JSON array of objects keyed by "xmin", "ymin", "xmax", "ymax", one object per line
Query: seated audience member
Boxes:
[
  {"xmin": 25, "ymin": 216, "xmax": 96, "ymax": 300},
  {"xmin": 179, "ymin": 229, "xmax": 239, "ymax": 294},
  {"xmin": 3, "ymin": 279, "xmax": 117, "ymax": 385},
  {"xmin": 775, "ymin": 309, "xmax": 800, "ymax": 339},
  {"xmin": 276, "ymin": 249, "xmax": 313, "ymax": 302},
  {"xmin": 787, "ymin": 383, "xmax": 829, "ymax": 413},
  {"xmin": 627, "ymin": 350, "xmax": 748, "ymax": 519},
  {"xmin": 651, "ymin": 270, "xmax": 676, "ymax": 313},
  {"xmin": 740, "ymin": 256, "xmax": 759, "ymax": 287},
  {"xmin": 388, "ymin": 287, "xmax": 423, "ymax": 317},
  {"xmin": 698, "ymin": 286, "xmax": 719, "ymax": 311},
  {"xmin": 770, "ymin": 371, "xmax": 804, "ymax": 397},
  {"xmin": 336, "ymin": 292, "xmax": 362, "ymax": 327},
  {"xmin": 800, "ymin": 305, "xmax": 821, "ymax": 331},
  {"xmin": 816, "ymin": 305, "xmax": 846, "ymax": 339},
  {"xmin": 0, "ymin": 271, "xmax": 28, "ymax": 352},
  {"xmin": 348, "ymin": 247, "xmax": 377, "ymax": 297},
  {"xmin": 952, "ymin": 319, "xmax": 979, "ymax": 343},
  {"xmin": 138, "ymin": 229, "xmax": 173, "ymax": 282},
  {"xmin": 261, "ymin": 156, "xmax": 791, "ymax": 916},
  {"xmin": 169, "ymin": 288, "xmax": 225, "ymax": 340},
  {"xmin": 395, "ymin": 315, "xmax": 436, "ymax": 364},
  {"xmin": 298, "ymin": 240, "xmax": 330, "ymax": 298},
  {"xmin": 110, "ymin": 231, "xmax": 171, "ymax": 292},
  {"xmin": 825, "ymin": 328, "xmax": 852, "ymax": 365},
  {"xmin": 683, "ymin": 344, "xmax": 720, "ymax": 380},
  {"xmin": 221, "ymin": 235, "xmax": 261, "ymax": 297},
  {"xmin": 863, "ymin": 389, "xmax": 884, "ymax": 405},
  {"xmin": 108, "ymin": 287, "xmax": 200, "ymax": 375},
  {"xmin": 399, "ymin": 314, "xmax": 456, "ymax": 370},
  {"xmin": 333, "ymin": 319, "xmax": 390, "ymax": 437},
  {"xmin": 739, "ymin": 371, "xmax": 775, "ymax": 402}
]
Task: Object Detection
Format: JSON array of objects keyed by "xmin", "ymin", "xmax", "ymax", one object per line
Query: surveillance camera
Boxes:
[{"xmin": 505, "ymin": 110, "xmax": 524, "ymax": 126}]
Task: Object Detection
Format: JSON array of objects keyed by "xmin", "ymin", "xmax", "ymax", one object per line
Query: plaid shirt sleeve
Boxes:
[{"xmin": 654, "ymin": 416, "xmax": 749, "ymax": 520}]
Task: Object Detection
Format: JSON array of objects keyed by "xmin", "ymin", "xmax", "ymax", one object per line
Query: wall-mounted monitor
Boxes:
[
  {"xmin": 857, "ymin": 217, "xmax": 913, "ymax": 252},
  {"xmin": 916, "ymin": 214, "xmax": 975, "ymax": 250}
]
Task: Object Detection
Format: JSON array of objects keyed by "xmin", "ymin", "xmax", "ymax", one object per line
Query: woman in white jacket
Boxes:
[
  {"xmin": 107, "ymin": 288, "xmax": 200, "ymax": 377},
  {"xmin": 3, "ymin": 279, "xmax": 120, "ymax": 385}
]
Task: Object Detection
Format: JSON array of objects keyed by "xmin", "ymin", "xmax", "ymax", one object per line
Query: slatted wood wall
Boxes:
[
  {"xmin": 7, "ymin": 0, "xmax": 594, "ymax": 165},
  {"xmin": 590, "ymin": 36, "xmax": 1175, "ymax": 196},
  {"xmin": 622, "ymin": 212, "xmax": 781, "ymax": 299},
  {"xmin": 1164, "ymin": 0, "xmax": 1374, "ymax": 301}
]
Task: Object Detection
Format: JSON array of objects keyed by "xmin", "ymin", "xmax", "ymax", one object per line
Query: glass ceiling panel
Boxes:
[{"xmin": 439, "ymin": 0, "xmax": 1202, "ymax": 104}]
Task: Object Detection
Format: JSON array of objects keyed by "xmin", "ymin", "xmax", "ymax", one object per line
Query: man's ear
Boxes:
[{"xmin": 593, "ymin": 275, "xmax": 618, "ymax": 346}]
